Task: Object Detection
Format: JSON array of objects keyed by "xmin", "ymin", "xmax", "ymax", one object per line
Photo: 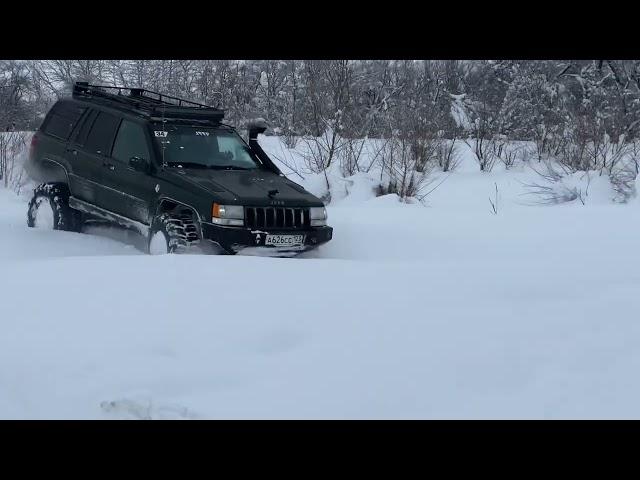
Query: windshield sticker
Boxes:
[
  {"xmin": 195, "ymin": 131, "xmax": 210, "ymax": 136},
  {"xmin": 154, "ymin": 131, "xmax": 168, "ymax": 137}
]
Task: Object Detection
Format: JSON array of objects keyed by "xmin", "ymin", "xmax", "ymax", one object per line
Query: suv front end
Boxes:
[{"xmin": 201, "ymin": 202, "xmax": 333, "ymax": 255}]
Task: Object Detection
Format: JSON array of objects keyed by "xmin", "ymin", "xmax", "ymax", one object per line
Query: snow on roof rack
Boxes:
[{"xmin": 72, "ymin": 82, "xmax": 225, "ymax": 123}]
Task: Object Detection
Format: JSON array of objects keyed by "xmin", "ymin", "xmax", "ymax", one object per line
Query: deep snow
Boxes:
[{"xmin": 2, "ymin": 138, "xmax": 640, "ymax": 419}]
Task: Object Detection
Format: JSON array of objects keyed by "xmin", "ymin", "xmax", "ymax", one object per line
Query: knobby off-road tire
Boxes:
[
  {"xmin": 27, "ymin": 183, "xmax": 82, "ymax": 232},
  {"xmin": 147, "ymin": 213, "xmax": 190, "ymax": 255}
]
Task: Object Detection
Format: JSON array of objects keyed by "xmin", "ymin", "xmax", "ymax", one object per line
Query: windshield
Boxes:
[{"xmin": 153, "ymin": 125, "xmax": 262, "ymax": 170}]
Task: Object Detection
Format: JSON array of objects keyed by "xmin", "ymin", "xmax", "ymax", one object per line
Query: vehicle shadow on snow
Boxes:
[
  {"xmin": 82, "ymin": 220, "xmax": 333, "ymax": 258},
  {"xmin": 82, "ymin": 221, "xmax": 148, "ymax": 253}
]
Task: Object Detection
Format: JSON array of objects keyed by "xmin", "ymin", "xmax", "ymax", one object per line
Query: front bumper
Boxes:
[{"xmin": 201, "ymin": 222, "xmax": 333, "ymax": 254}]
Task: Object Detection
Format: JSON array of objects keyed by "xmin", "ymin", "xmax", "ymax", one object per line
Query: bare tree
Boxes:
[{"xmin": 0, "ymin": 131, "xmax": 29, "ymax": 191}]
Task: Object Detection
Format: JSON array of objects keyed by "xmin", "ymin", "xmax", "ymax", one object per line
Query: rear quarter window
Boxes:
[{"xmin": 42, "ymin": 102, "xmax": 87, "ymax": 140}]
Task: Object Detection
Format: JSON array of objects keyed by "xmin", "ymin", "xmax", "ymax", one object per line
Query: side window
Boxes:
[
  {"xmin": 111, "ymin": 120, "xmax": 150, "ymax": 164},
  {"xmin": 83, "ymin": 112, "xmax": 120, "ymax": 155},
  {"xmin": 71, "ymin": 109, "xmax": 98, "ymax": 147},
  {"xmin": 42, "ymin": 102, "xmax": 86, "ymax": 140}
]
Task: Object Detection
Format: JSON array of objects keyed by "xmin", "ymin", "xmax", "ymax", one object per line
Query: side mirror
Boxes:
[
  {"xmin": 247, "ymin": 119, "xmax": 267, "ymax": 141},
  {"xmin": 129, "ymin": 156, "xmax": 150, "ymax": 173}
]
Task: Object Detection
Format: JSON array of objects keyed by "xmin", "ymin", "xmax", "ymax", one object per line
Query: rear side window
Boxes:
[
  {"xmin": 111, "ymin": 120, "xmax": 150, "ymax": 163},
  {"xmin": 84, "ymin": 112, "xmax": 121, "ymax": 155},
  {"xmin": 72, "ymin": 109, "xmax": 98, "ymax": 147},
  {"xmin": 42, "ymin": 102, "xmax": 86, "ymax": 140}
]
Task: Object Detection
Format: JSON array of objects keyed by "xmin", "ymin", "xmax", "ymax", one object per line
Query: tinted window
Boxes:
[
  {"xmin": 112, "ymin": 120, "xmax": 150, "ymax": 164},
  {"xmin": 43, "ymin": 102, "xmax": 86, "ymax": 140},
  {"xmin": 72, "ymin": 109, "xmax": 98, "ymax": 147},
  {"xmin": 84, "ymin": 112, "xmax": 120, "ymax": 155}
]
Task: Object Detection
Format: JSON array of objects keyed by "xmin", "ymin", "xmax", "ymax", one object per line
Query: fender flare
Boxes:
[
  {"xmin": 32, "ymin": 158, "xmax": 72, "ymax": 189},
  {"xmin": 152, "ymin": 196, "xmax": 204, "ymax": 238}
]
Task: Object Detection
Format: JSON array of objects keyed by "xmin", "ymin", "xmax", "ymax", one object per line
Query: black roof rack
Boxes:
[{"xmin": 72, "ymin": 82, "xmax": 225, "ymax": 124}]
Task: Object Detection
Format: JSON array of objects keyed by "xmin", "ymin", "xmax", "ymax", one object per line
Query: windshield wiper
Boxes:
[{"xmin": 165, "ymin": 161, "xmax": 208, "ymax": 169}]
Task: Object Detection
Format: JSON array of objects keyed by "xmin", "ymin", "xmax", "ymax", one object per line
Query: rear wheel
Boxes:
[{"xmin": 27, "ymin": 183, "xmax": 82, "ymax": 232}]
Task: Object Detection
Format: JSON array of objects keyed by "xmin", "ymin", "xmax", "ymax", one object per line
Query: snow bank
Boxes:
[
  {"xmin": 261, "ymin": 134, "xmax": 634, "ymax": 211},
  {"xmin": 3, "ymin": 134, "xmax": 640, "ymax": 419},
  {"xmin": 4, "ymin": 178, "xmax": 640, "ymax": 418}
]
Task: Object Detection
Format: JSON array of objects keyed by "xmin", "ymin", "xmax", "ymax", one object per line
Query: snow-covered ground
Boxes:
[{"xmin": 2, "ymin": 137, "xmax": 640, "ymax": 419}]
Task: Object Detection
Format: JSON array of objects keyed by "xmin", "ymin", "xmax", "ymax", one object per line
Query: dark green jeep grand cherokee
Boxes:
[{"xmin": 24, "ymin": 82, "xmax": 332, "ymax": 255}]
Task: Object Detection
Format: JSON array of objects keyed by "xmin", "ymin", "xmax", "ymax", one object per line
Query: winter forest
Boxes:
[
  {"xmin": 2, "ymin": 59, "xmax": 640, "ymax": 201},
  {"xmin": 4, "ymin": 59, "xmax": 640, "ymax": 419}
]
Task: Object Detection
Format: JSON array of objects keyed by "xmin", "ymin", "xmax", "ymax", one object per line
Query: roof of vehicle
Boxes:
[{"xmin": 70, "ymin": 82, "xmax": 225, "ymax": 126}]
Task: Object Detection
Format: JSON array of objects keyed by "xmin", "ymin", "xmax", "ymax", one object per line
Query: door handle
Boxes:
[
  {"xmin": 67, "ymin": 148, "xmax": 77, "ymax": 155},
  {"xmin": 103, "ymin": 161, "xmax": 115, "ymax": 171}
]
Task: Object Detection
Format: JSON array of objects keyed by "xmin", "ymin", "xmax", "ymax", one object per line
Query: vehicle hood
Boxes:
[{"xmin": 161, "ymin": 168, "xmax": 322, "ymax": 206}]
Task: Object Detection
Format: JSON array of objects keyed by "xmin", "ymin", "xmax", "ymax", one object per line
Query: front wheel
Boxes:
[{"xmin": 147, "ymin": 213, "xmax": 188, "ymax": 255}]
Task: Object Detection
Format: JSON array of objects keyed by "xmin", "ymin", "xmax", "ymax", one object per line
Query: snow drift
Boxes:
[{"xmin": 2, "ymin": 136, "xmax": 640, "ymax": 419}]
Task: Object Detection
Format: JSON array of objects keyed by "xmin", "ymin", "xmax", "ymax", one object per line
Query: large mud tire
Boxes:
[
  {"xmin": 147, "ymin": 213, "xmax": 189, "ymax": 255},
  {"xmin": 27, "ymin": 183, "xmax": 82, "ymax": 232}
]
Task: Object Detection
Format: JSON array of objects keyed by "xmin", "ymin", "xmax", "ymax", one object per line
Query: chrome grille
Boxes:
[{"xmin": 245, "ymin": 207, "xmax": 310, "ymax": 230}]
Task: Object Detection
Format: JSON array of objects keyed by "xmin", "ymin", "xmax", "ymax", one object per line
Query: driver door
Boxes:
[{"xmin": 101, "ymin": 118, "xmax": 157, "ymax": 223}]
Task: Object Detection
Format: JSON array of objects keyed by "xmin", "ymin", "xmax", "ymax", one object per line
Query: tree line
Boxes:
[{"xmin": 2, "ymin": 59, "xmax": 639, "ymax": 198}]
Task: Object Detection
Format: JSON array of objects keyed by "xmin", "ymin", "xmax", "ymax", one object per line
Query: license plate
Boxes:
[{"xmin": 265, "ymin": 234, "xmax": 305, "ymax": 247}]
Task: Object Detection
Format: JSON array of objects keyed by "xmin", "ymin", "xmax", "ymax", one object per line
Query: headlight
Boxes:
[
  {"xmin": 212, "ymin": 203, "xmax": 244, "ymax": 226},
  {"xmin": 310, "ymin": 206, "xmax": 327, "ymax": 227}
]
